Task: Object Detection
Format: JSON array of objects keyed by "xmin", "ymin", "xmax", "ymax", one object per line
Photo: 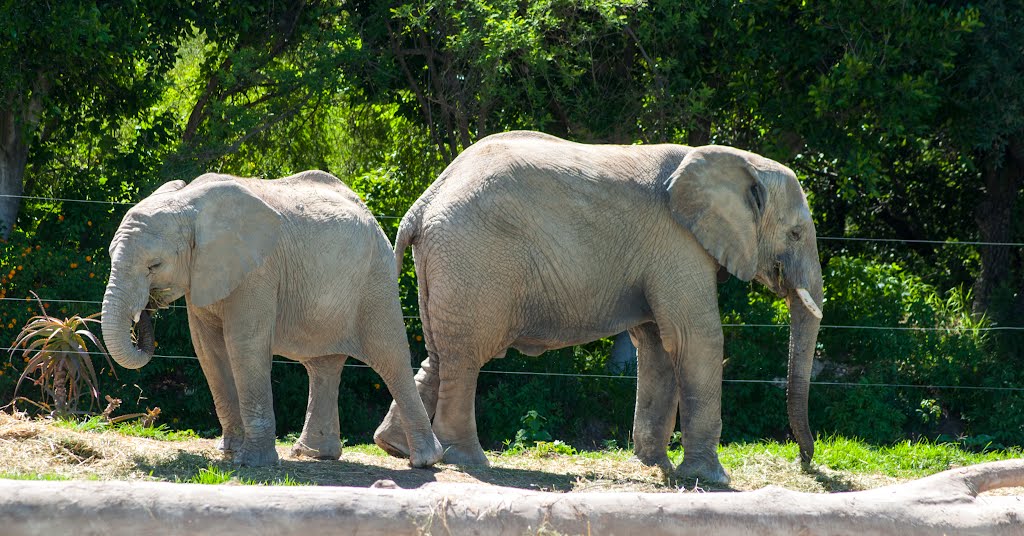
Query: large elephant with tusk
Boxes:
[
  {"xmin": 101, "ymin": 171, "xmax": 442, "ymax": 468},
  {"xmin": 374, "ymin": 131, "xmax": 823, "ymax": 484}
]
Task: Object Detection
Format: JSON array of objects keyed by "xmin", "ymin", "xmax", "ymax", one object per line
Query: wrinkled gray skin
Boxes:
[
  {"xmin": 375, "ymin": 132, "xmax": 823, "ymax": 484},
  {"xmin": 101, "ymin": 171, "xmax": 443, "ymax": 467}
]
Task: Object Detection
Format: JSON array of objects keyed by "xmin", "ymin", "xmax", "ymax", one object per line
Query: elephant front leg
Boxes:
[
  {"xmin": 222, "ymin": 311, "xmax": 279, "ymax": 467},
  {"xmin": 292, "ymin": 354, "xmax": 346, "ymax": 460},
  {"xmin": 630, "ymin": 323, "xmax": 678, "ymax": 476},
  {"xmin": 673, "ymin": 325, "xmax": 729, "ymax": 485},
  {"xmin": 188, "ymin": 312, "xmax": 244, "ymax": 455},
  {"xmin": 374, "ymin": 352, "xmax": 440, "ymax": 459}
]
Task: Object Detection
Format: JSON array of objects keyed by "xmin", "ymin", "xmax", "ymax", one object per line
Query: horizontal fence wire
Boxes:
[
  {"xmin": 4, "ymin": 192, "xmax": 1024, "ymax": 393},
  {"xmin": 2, "ymin": 297, "xmax": 1022, "ymax": 331},
  {"xmin": 3, "ymin": 192, "xmax": 1024, "ymax": 246},
  {"xmin": 2, "ymin": 346, "xmax": 1023, "ymax": 392}
]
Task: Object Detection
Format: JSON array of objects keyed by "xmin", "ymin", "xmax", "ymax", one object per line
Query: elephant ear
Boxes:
[
  {"xmin": 666, "ymin": 146, "xmax": 770, "ymax": 282},
  {"xmin": 189, "ymin": 179, "xmax": 283, "ymax": 308}
]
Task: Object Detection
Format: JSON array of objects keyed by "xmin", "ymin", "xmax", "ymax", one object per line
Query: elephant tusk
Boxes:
[
  {"xmin": 133, "ymin": 311, "xmax": 141, "ymax": 324},
  {"xmin": 794, "ymin": 288, "xmax": 823, "ymax": 319}
]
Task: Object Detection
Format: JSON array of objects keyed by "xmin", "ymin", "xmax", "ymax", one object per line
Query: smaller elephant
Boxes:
[{"xmin": 101, "ymin": 171, "xmax": 442, "ymax": 467}]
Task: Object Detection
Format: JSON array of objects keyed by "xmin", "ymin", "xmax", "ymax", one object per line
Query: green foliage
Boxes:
[
  {"xmin": 814, "ymin": 257, "xmax": 1007, "ymax": 444},
  {"xmin": 477, "ymin": 340, "xmax": 636, "ymax": 450},
  {"xmin": 502, "ymin": 409, "xmax": 579, "ymax": 456},
  {"xmin": 716, "ymin": 255, "xmax": 1019, "ymax": 447},
  {"xmin": 507, "ymin": 410, "xmax": 553, "ymax": 449}
]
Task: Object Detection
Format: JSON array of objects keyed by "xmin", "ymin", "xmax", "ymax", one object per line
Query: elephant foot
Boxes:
[
  {"xmin": 633, "ymin": 451, "xmax": 674, "ymax": 478},
  {"xmin": 674, "ymin": 457, "xmax": 730, "ymax": 486},
  {"xmin": 230, "ymin": 442, "xmax": 280, "ymax": 467},
  {"xmin": 440, "ymin": 442, "xmax": 489, "ymax": 466},
  {"xmin": 407, "ymin": 433, "xmax": 444, "ymax": 468},
  {"xmin": 373, "ymin": 420, "xmax": 411, "ymax": 459},
  {"xmin": 291, "ymin": 435, "xmax": 342, "ymax": 460},
  {"xmin": 217, "ymin": 434, "xmax": 244, "ymax": 454}
]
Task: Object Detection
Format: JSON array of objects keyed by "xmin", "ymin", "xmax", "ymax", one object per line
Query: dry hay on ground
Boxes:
[{"xmin": 0, "ymin": 412, "xmax": 1020, "ymax": 496}]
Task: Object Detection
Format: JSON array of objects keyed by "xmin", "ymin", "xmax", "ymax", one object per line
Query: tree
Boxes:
[
  {"xmin": 166, "ymin": 0, "xmax": 357, "ymax": 179},
  {"xmin": 939, "ymin": 1, "xmax": 1024, "ymax": 315},
  {"xmin": 353, "ymin": 0, "xmax": 648, "ymax": 161},
  {"xmin": 0, "ymin": 0, "xmax": 189, "ymax": 240}
]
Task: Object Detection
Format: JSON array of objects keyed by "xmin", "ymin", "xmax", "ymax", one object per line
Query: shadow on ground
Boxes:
[
  {"xmin": 134, "ymin": 451, "xmax": 448, "ymax": 488},
  {"xmin": 132, "ymin": 446, "xmax": 672, "ymax": 492}
]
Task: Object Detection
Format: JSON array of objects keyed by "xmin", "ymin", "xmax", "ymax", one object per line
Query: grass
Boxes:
[
  {"xmin": 0, "ymin": 412, "xmax": 1019, "ymax": 495},
  {"xmin": 0, "ymin": 472, "xmax": 78, "ymax": 481},
  {"xmin": 52, "ymin": 415, "xmax": 199, "ymax": 441},
  {"xmin": 181, "ymin": 464, "xmax": 303, "ymax": 486},
  {"xmin": 714, "ymin": 435, "xmax": 1021, "ymax": 480}
]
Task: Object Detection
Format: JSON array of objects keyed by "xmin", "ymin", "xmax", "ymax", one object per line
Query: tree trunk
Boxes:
[
  {"xmin": 972, "ymin": 138, "xmax": 1024, "ymax": 315},
  {"xmin": 0, "ymin": 460, "xmax": 1020, "ymax": 535},
  {"xmin": 609, "ymin": 331, "xmax": 637, "ymax": 373},
  {"xmin": 1, "ymin": 77, "xmax": 49, "ymax": 241},
  {"xmin": 0, "ymin": 108, "xmax": 30, "ymax": 240}
]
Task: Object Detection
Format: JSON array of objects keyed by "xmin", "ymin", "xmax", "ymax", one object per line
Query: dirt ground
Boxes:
[{"xmin": 0, "ymin": 412, "xmax": 1020, "ymax": 496}]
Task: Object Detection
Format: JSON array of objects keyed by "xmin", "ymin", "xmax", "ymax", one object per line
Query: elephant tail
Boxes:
[{"xmin": 394, "ymin": 199, "xmax": 424, "ymax": 274}]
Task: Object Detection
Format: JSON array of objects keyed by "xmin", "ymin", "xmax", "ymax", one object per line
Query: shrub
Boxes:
[{"xmin": 8, "ymin": 294, "xmax": 113, "ymax": 416}]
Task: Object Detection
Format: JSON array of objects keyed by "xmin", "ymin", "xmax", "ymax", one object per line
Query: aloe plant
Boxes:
[{"xmin": 8, "ymin": 293, "xmax": 114, "ymax": 417}]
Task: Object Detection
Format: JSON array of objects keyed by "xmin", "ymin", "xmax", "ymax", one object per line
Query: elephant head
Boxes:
[
  {"xmin": 668, "ymin": 146, "xmax": 823, "ymax": 464},
  {"xmin": 101, "ymin": 175, "xmax": 283, "ymax": 369}
]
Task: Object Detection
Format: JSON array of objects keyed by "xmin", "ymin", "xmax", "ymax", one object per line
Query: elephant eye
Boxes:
[
  {"xmin": 147, "ymin": 261, "xmax": 163, "ymax": 272},
  {"xmin": 789, "ymin": 229, "xmax": 802, "ymax": 242}
]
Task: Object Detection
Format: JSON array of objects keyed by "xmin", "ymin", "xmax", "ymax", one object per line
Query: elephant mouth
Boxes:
[
  {"xmin": 763, "ymin": 262, "xmax": 822, "ymax": 319},
  {"xmin": 148, "ymin": 288, "xmax": 177, "ymax": 310},
  {"xmin": 132, "ymin": 309, "xmax": 156, "ymax": 355},
  {"xmin": 756, "ymin": 261, "xmax": 787, "ymax": 297}
]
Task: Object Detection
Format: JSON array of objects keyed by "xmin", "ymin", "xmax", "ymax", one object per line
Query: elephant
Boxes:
[
  {"xmin": 101, "ymin": 170, "xmax": 443, "ymax": 468},
  {"xmin": 374, "ymin": 131, "xmax": 823, "ymax": 484}
]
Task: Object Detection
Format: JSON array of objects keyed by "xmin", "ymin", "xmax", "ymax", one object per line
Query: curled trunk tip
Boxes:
[{"xmin": 101, "ymin": 295, "xmax": 154, "ymax": 370}]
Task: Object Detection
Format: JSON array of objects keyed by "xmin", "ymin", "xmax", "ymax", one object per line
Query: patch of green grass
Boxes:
[
  {"xmin": 815, "ymin": 435, "xmax": 1021, "ymax": 477},
  {"xmin": 52, "ymin": 415, "xmax": 198, "ymax": 441},
  {"xmin": 181, "ymin": 465, "xmax": 304, "ymax": 486},
  {"xmin": 499, "ymin": 440, "xmax": 579, "ymax": 458},
  {"xmin": 713, "ymin": 435, "xmax": 1022, "ymax": 479},
  {"xmin": 343, "ymin": 443, "xmax": 387, "ymax": 456},
  {"xmin": 184, "ymin": 465, "xmax": 237, "ymax": 485},
  {"xmin": 0, "ymin": 472, "xmax": 75, "ymax": 481},
  {"xmin": 112, "ymin": 421, "xmax": 199, "ymax": 441}
]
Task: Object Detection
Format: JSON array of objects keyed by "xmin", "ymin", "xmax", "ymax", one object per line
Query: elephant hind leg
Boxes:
[
  {"xmin": 433, "ymin": 358, "xmax": 488, "ymax": 466},
  {"xmin": 630, "ymin": 322, "xmax": 678, "ymax": 475},
  {"xmin": 374, "ymin": 351, "xmax": 439, "ymax": 459},
  {"xmin": 359, "ymin": 328, "xmax": 443, "ymax": 468},
  {"xmin": 292, "ymin": 354, "xmax": 346, "ymax": 460}
]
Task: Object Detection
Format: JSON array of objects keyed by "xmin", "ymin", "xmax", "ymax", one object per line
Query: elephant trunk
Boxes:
[
  {"xmin": 786, "ymin": 270, "xmax": 823, "ymax": 465},
  {"xmin": 101, "ymin": 271, "xmax": 154, "ymax": 370}
]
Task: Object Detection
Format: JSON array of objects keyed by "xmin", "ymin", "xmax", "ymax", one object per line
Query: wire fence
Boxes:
[
  {"xmin": 3, "ymin": 192, "xmax": 1024, "ymax": 393},
  {"xmin": 3, "ymin": 345, "xmax": 1023, "ymax": 392},
  {"xmin": 3, "ymin": 192, "xmax": 1024, "ymax": 247},
  {"xmin": 3, "ymin": 296, "xmax": 1022, "ymax": 332}
]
